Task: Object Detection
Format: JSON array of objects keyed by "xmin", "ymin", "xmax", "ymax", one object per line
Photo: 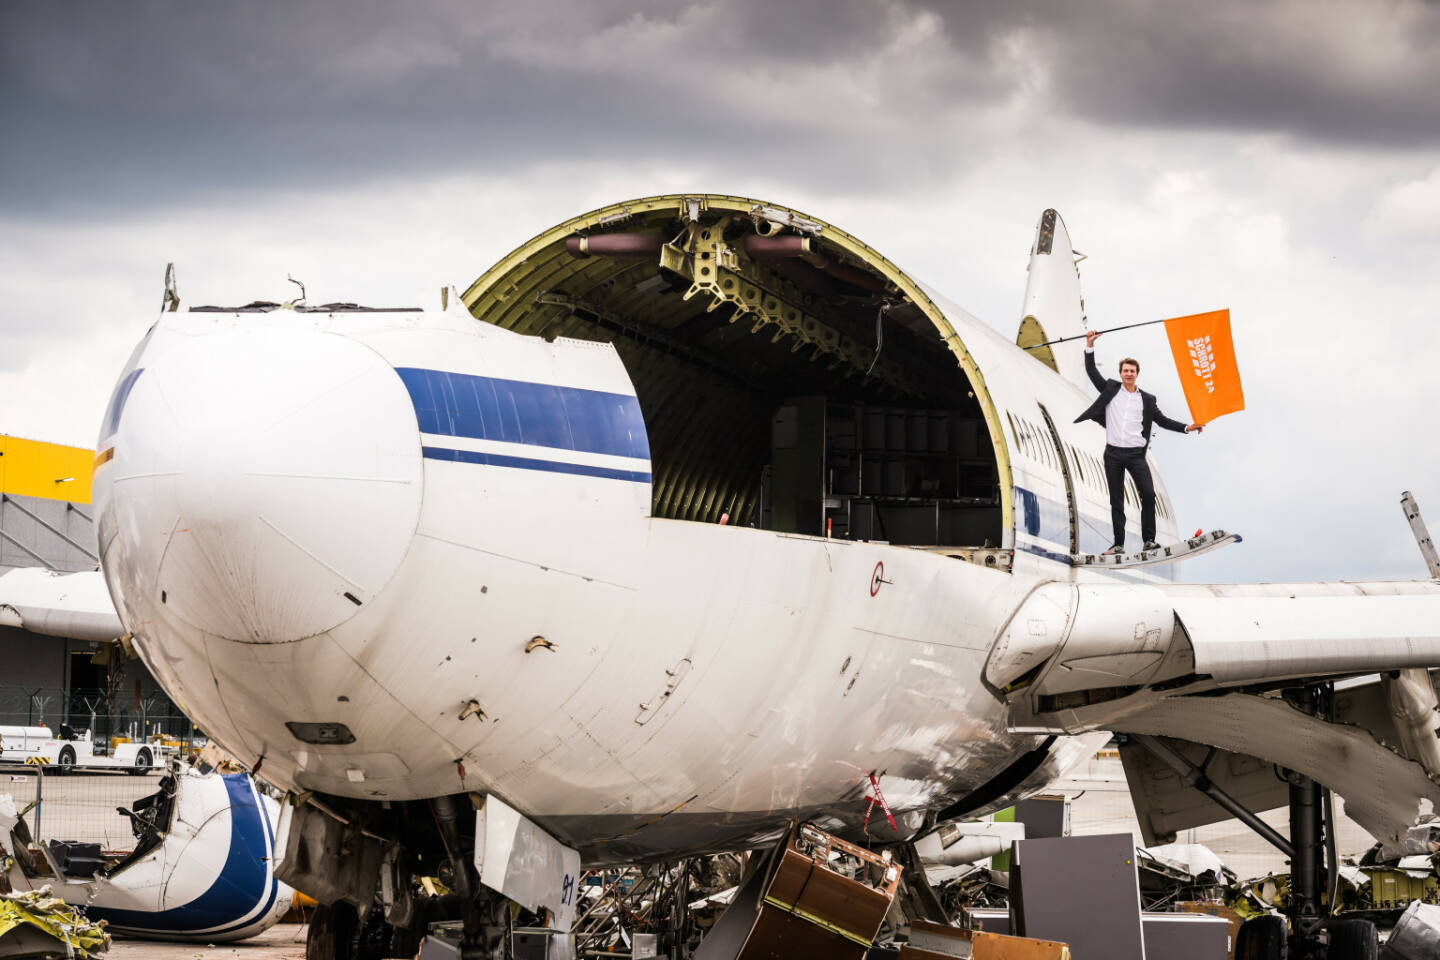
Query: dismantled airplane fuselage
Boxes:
[
  {"xmin": 87, "ymin": 196, "xmax": 1440, "ymax": 951},
  {"xmin": 91, "ymin": 196, "xmax": 1136, "ymax": 854}
]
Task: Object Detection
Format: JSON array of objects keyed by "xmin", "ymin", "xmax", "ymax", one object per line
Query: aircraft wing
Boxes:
[
  {"xmin": 0, "ymin": 567, "xmax": 123, "ymax": 642},
  {"xmin": 1168, "ymin": 582, "xmax": 1440, "ymax": 686},
  {"xmin": 986, "ymin": 579, "xmax": 1440, "ymax": 852},
  {"xmin": 987, "ymin": 580, "xmax": 1440, "ymax": 700}
]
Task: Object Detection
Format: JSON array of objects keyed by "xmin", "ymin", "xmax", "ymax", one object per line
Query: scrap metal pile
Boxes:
[
  {"xmin": 539, "ymin": 823, "xmax": 1074, "ymax": 959},
  {"xmin": 0, "ymin": 887, "xmax": 109, "ymax": 959},
  {"xmin": 923, "ymin": 830, "xmax": 1440, "ymax": 955}
]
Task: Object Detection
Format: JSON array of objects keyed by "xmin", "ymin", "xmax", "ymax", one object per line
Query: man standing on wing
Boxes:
[{"xmin": 1075, "ymin": 329, "xmax": 1203, "ymax": 555}]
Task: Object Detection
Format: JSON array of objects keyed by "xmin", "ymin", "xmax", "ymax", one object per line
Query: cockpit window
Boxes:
[
  {"xmin": 97, "ymin": 325, "xmax": 154, "ymax": 445},
  {"xmin": 98, "ymin": 368, "xmax": 144, "ymax": 443}
]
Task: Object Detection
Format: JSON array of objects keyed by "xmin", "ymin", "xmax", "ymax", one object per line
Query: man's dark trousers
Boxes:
[{"xmin": 1104, "ymin": 444, "xmax": 1156, "ymax": 547}]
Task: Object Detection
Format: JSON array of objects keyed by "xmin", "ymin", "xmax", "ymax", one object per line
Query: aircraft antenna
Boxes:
[{"xmin": 160, "ymin": 263, "xmax": 180, "ymax": 313}]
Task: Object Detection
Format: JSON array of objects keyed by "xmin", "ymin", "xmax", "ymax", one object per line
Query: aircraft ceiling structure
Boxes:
[{"xmin": 461, "ymin": 194, "xmax": 1014, "ymax": 533}]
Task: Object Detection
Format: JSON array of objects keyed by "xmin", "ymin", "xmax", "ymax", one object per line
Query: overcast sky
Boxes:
[{"xmin": 3, "ymin": 0, "xmax": 1438, "ymax": 583}]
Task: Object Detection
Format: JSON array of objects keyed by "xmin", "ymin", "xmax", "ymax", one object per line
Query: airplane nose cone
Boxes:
[{"xmin": 106, "ymin": 323, "xmax": 422, "ymax": 643}]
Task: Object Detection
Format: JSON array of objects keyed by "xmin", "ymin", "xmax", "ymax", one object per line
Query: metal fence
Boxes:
[
  {"xmin": 0, "ymin": 685, "xmax": 201, "ymax": 746},
  {"xmin": 0, "ymin": 766, "xmax": 164, "ymax": 852}
]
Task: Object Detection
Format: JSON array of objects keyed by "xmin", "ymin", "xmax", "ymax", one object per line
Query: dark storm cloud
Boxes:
[
  {"xmin": 0, "ymin": 1, "xmax": 680, "ymax": 212},
  {"xmin": 993, "ymin": 0, "xmax": 1440, "ymax": 146},
  {"xmin": 3, "ymin": 0, "xmax": 1438, "ymax": 216},
  {"xmin": 0, "ymin": 0, "xmax": 1001, "ymax": 206}
]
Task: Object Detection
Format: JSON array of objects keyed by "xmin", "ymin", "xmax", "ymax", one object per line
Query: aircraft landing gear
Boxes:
[
  {"xmin": 305, "ymin": 899, "xmax": 433, "ymax": 960},
  {"xmin": 1327, "ymin": 918, "xmax": 1379, "ymax": 960},
  {"xmin": 1137, "ymin": 682, "xmax": 1381, "ymax": 960},
  {"xmin": 1286, "ymin": 687, "xmax": 1326, "ymax": 958},
  {"xmin": 1280, "ymin": 686, "xmax": 1376, "ymax": 960},
  {"xmin": 432, "ymin": 794, "xmax": 509, "ymax": 959},
  {"xmin": 306, "ymin": 902, "xmax": 359, "ymax": 960},
  {"xmin": 1235, "ymin": 914, "xmax": 1287, "ymax": 960}
]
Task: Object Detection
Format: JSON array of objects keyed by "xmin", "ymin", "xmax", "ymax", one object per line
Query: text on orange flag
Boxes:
[{"xmin": 1163, "ymin": 309, "xmax": 1244, "ymax": 425}]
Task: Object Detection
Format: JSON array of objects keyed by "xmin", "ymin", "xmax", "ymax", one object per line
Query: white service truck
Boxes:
[{"xmin": 0, "ymin": 724, "xmax": 158, "ymax": 774}]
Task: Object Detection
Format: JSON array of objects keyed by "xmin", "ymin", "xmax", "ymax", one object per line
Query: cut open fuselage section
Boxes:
[{"xmin": 462, "ymin": 196, "xmax": 1003, "ymax": 550}]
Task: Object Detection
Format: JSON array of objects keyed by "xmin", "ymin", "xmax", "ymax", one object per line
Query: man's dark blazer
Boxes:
[{"xmin": 1074, "ymin": 351, "xmax": 1188, "ymax": 447}]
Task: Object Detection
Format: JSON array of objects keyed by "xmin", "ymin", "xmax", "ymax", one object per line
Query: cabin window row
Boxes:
[{"xmin": 1005, "ymin": 411, "xmax": 1173, "ymax": 520}]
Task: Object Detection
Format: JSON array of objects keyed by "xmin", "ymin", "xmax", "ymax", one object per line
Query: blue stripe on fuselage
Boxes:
[
  {"xmin": 87, "ymin": 774, "xmax": 276, "ymax": 936},
  {"xmin": 421, "ymin": 446, "xmax": 652, "ymax": 483},
  {"xmin": 202, "ymin": 777, "xmax": 279, "ymax": 938},
  {"xmin": 397, "ymin": 368, "xmax": 650, "ymax": 460}
]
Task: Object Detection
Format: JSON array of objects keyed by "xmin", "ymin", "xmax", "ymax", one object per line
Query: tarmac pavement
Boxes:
[{"xmin": 106, "ymin": 923, "xmax": 307, "ymax": 959}]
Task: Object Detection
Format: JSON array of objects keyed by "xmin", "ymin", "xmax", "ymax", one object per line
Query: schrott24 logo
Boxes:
[{"xmin": 1187, "ymin": 335, "xmax": 1216, "ymax": 394}]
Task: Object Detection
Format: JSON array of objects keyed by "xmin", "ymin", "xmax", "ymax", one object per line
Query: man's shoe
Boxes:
[
  {"xmin": 1102, "ymin": 545, "xmax": 1123, "ymax": 556},
  {"xmin": 1143, "ymin": 540, "xmax": 1161, "ymax": 551}
]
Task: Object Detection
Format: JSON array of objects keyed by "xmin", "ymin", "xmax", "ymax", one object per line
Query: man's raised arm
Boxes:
[{"xmin": 1083, "ymin": 330, "xmax": 1107, "ymax": 391}]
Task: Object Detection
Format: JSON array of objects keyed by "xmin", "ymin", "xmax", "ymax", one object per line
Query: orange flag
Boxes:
[{"xmin": 1164, "ymin": 309, "xmax": 1244, "ymax": 425}]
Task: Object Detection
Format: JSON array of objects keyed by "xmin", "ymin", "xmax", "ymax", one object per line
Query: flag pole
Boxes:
[{"xmin": 1023, "ymin": 317, "xmax": 1169, "ymax": 350}]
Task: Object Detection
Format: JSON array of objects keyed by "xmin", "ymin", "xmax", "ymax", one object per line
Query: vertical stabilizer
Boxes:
[{"xmin": 1016, "ymin": 209, "xmax": 1090, "ymax": 387}]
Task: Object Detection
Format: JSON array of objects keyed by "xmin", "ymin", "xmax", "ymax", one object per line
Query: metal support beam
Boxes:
[
  {"xmin": 1286, "ymin": 686, "xmax": 1326, "ymax": 945},
  {"xmin": 0, "ymin": 526, "xmax": 52, "ymax": 568},
  {"xmin": 1, "ymin": 494, "xmax": 98, "ymax": 561},
  {"xmin": 1324, "ymin": 784, "xmax": 1340, "ymax": 916},
  {"xmin": 1287, "ymin": 769, "xmax": 1322, "ymax": 931},
  {"xmin": 1392, "ymin": 493, "xmax": 1440, "ymax": 775},
  {"xmin": 1402, "ymin": 491, "xmax": 1440, "ymax": 578},
  {"xmin": 1131, "ymin": 734, "xmax": 1295, "ymax": 858},
  {"xmin": 432, "ymin": 794, "xmax": 503, "ymax": 959}
]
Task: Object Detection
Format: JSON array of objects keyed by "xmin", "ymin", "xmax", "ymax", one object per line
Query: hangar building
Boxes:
[{"xmin": 0, "ymin": 433, "xmax": 186, "ymax": 741}]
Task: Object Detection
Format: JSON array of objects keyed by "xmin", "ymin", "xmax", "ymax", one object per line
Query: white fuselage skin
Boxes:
[{"xmin": 92, "ymin": 295, "xmax": 1175, "ymax": 862}]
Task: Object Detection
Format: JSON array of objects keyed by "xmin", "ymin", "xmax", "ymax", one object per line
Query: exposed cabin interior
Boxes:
[{"xmin": 464, "ymin": 199, "xmax": 1002, "ymax": 549}]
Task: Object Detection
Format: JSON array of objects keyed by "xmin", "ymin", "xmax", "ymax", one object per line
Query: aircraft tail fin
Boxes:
[{"xmin": 1016, "ymin": 209, "xmax": 1090, "ymax": 387}]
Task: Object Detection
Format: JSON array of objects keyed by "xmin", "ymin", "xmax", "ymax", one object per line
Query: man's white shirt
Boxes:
[{"xmin": 1089, "ymin": 349, "xmax": 1146, "ymax": 447}]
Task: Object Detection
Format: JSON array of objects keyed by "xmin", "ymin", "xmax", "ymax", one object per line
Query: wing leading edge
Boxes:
[
  {"xmin": 0, "ymin": 567, "xmax": 123, "ymax": 642},
  {"xmin": 985, "ymin": 579, "xmax": 1440, "ymax": 851},
  {"xmin": 988, "ymin": 580, "xmax": 1440, "ymax": 705}
]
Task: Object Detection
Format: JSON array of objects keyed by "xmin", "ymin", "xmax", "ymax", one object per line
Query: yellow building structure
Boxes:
[
  {"xmin": 0, "ymin": 432, "xmax": 186, "ymax": 737},
  {"xmin": 0, "ymin": 434, "xmax": 95, "ymax": 505}
]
